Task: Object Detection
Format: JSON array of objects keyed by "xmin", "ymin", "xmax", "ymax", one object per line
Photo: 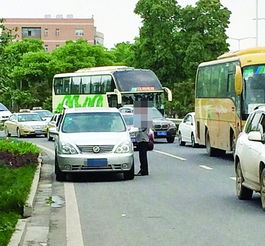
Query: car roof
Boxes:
[
  {"xmin": 15, "ymin": 112, "xmax": 40, "ymax": 116},
  {"xmin": 64, "ymin": 107, "xmax": 120, "ymax": 114}
]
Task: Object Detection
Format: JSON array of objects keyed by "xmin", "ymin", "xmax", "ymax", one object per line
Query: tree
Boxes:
[
  {"xmin": 50, "ymin": 39, "xmax": 115, "ymax": 74},
  {"xmin": 134, "ymin": 0, "xmax": 231, "ymax": 116},
  {"xmin": 110, "ymin": 42, "xmax": 135, "ymax": 66}
]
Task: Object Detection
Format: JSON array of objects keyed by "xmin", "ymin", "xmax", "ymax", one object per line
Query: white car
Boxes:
[
  {"xmin": 234, "ymin": 107, "xmax": 265, "ymax": 211},
  {"xmin": 177, "ymin": 112, "xmax": 199, "ymax": 148},
  {"xmin": 0, "ymin": 103, "xmax": 12, "ymax": 123},
  {"xmin": 54, "ymin": 107, "xmax": 134, "ymax": 181}
]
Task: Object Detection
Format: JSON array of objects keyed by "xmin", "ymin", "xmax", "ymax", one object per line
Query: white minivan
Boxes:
[{"xmin": 54, "ymin": 107, "xmax": 134, "ymax": 181}]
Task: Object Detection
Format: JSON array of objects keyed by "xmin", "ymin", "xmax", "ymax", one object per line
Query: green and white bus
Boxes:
[{"xmin": 52, "ymin": 66, "xmax": 172, "ymax": 113}]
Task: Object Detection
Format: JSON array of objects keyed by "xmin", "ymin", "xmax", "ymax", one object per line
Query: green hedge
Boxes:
[{"xmin": 0, "ymin": 138, "xmax": 40, "ymax": 246}]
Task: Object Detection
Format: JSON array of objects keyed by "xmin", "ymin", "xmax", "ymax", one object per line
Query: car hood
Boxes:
[
  {"xmin": 19, "ymin": 121, "xmax": 47, "ymax": 126},
  {"xmin": 152, "ymin": 118, "xmax": 173, "ymax": 124},
  {"xmin": 59, "ymin": 131, "xmax": 131, "ymax": 146}
]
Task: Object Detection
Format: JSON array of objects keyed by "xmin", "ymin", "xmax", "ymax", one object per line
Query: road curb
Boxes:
[
  {"xmin": 7, "ymin": 155, "xmax": 42, "ymax": 246},
  {"xmin": 7, "ymin": 219, "xmax": 28, "ymax": 246},
  {"xmin": 23, "ymin": 156, "xmax": 42, "ymax": 217}
]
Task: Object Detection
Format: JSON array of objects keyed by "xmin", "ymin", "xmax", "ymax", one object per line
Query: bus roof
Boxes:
[{"xmin": 199, "ymin": 47, "xmax": 265, "ymax": 68}]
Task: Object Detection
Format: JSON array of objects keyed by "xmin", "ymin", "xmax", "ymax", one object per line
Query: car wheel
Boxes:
[
  {"xmin": 124, "ymin": 162, "xmax": 135, "ymax": 180},
  {"xmin": 4, "ymin": 127, "xmax": 11, "ymax": 137},
  {"xmin": 178, "ymin": 132, "xmax": 185, "ymax": 146},
  {"xmin": 236, "ymin": 161, "xmax": 253, "ymax": 200},
  {"xmin": 17, "ymin": 128, "xmax": 22, "ymax": 138},
  {"xmin": 55, "ymin": 155, "xmax": 66, "ymax": 182},
  {"xmin": 191, "ymin": 133, "xmax": 198, "ymax": 148},
  {"xmin": 47, "ymin": 131, "xmax": 53, "ymax": 141},
  {"xmin": 166, "ymin": 136, "xmax": 175, "ymax": 143},
  {"xmin": 260, "ymin": 169, "xmax": 265, "ymax": 211}
]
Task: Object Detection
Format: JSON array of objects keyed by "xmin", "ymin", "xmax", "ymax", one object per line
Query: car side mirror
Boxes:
[
  {"xmin": 248, "ymin": 131, "xmax": 262, "ymax": 142},
  {"xmin": 49, "ymin": 127, "xmax": 58, "ymax": 136}
]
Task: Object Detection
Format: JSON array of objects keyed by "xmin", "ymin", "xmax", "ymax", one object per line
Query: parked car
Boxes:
[
  {"xmin": 53, "ymin": 107, "xmax": 134, "ymax": 181},
  {"xmin": 47, "ymin": 113, "xmax": 60, "ymax": 141},
  {"xmin": 31, "ymin": 107, "xmax": 53, "ymax": 122},
  {"xmin": 0, "ymin": 103, "xmax": 12, "ymax": 123},
  {"xmin": 178, "ymin": 112, "xmax": 199, "ymax": 148},
  {"xmin": 234, "ymin": 107, "xmax": 265, "ymax": 211},
  {"xmin": 121, "ymin": 112, "xmax": 154, "ymax": 151},
  {"xmin": 119, "ymin": 105, "xmax": 176, "ymax": 143},
  {"xmin": 4, "ymin": 111, "xmax": 47, "ymax": 138}
]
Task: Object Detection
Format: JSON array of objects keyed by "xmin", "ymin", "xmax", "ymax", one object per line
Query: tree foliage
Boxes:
[{"xmin": 133, "ymin": 0, "xmax": 231, "ymax": 117}]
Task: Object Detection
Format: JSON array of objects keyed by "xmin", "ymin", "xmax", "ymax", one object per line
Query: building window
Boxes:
[
  {"xmin": 56, "ymin": 44, "xmax": 60, "ymax": 48},
  {"xmin": 55, "ymin": 28, "xmax": 60, "ymax": 36},
  {"xmin": 22, "ymin": 27, "xmax": 41, "ymax": 38},
  {"xmin": 44, "ymin": 28, "xmax": 48, "ymax": 36},
  {"xmin": 44, "ymin": 45, "xmax": 48, "ymax": 51},
  {"xmin": 75, "ymin": 29, "xmax": 84, "ymax": 36}
]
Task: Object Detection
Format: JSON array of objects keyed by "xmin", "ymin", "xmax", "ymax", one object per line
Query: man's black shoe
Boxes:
[{"xmin": 135, "ymin": 171, "xmax": 149, "ymax": 176}]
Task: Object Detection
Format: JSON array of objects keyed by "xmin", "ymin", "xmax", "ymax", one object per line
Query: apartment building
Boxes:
[{"xmin": 3, "ymin": 15, "xmax": 104, "ymax": 52}]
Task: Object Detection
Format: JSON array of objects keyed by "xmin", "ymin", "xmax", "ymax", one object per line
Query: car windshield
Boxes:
[
  {"xmin": 122, "ymin": 114, "xmax": 134, "ymax": 126},
  {"xmin": 62, "ymin": 112, "xmax": 126, "ymax": 133},
  {"xmin": 150, "ymin": 108, "xmax": 163, "ymax": 119},
  {"xmin": 33, "ymin": 110, "xmax": 53, "ymax": 117},
  {"xmin": 18, "ymin": 114, "xmax": 43, "ymax": 122},
  {"xmin": 0, "ymin": 103, "xmax": 8, "ymax": 111}
]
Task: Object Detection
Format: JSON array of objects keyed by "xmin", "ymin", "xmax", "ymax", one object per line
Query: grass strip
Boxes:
[{"xmin": 0, "ymin": 164, "xmax": 36, "ymax": 245}]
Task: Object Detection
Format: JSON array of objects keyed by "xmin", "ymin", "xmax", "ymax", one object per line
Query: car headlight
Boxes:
[
  {"xmin": 60, "ymin": 143, "xmax": 78, "ymax": 154},
  {"xmin": 114, "ymin": 142, "xmax": 132, "ymax": 153},
  {"xmin": 169, "ymin": 122, "xmax": 176, "ymax": 127},
  {"xmin": 20, "ymin": 124, "xmax": 33, "ymax": 130}
]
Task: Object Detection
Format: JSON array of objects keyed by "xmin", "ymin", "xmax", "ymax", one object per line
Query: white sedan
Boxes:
[
  {"xmin": 234, "ymin": 107, "xmax": 265, "ymax": 211},
  {"xmin": 177, "ymin": 112, "xmax": 199, "ymax": 148}
]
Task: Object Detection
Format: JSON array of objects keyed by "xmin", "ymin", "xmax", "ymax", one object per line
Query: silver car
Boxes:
[{"xmin": 54, "ymin": 107, "xmax": 134, "ymax": 181}]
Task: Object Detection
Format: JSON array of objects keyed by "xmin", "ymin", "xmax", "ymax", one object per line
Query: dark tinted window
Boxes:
[
  {"xmin": 245, "ymin": 112, "xmax": 262, "ymax": 133},
  {"xmin": 113, "ymin": 70, "xmax": 163, "ymax": 91}
]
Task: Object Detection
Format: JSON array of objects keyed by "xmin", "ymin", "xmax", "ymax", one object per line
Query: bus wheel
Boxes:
[{"xmin": 205, "ymin": 130, "xmax": 214, "ymax": 156}]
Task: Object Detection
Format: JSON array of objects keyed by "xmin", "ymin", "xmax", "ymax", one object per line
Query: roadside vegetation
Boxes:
[{"xmin": 0, "ymin": 138, "xmax": 40, "ymax": 246}]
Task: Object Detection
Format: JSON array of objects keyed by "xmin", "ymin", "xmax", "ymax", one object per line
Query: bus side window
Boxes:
[
  {"xmin": 54, "ymin": 78, "xmax": 63, "ymax": 95},
  {"xmin": 71, "ymin": 77, "xmax": 81, "ymax": 94},
  {"xmin": 63, "ymin": 78, "xmax": 70, "ymax": 94},
  {"xmin": 102, "ymin": 75, "xmax": 115, "ymax": 92},
  {"xmin": 91, "ymin": 76, "xmax": 102, "ymax": 94},
  {"xmin": 81, "ymin": 76, "xmax": 91, "ymax": 94}
]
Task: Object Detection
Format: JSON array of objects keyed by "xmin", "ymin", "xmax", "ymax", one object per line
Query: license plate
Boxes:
[
  {"xmin": 131, "ymin": 137, "xmax": 136, "ymax": 142},
  {"xmin": 157, "ymin": 131, "xmax": 167, "ymax": 136},
  {"xmin": 87, "ymin": 158, "xmax": 108, "ymax": 167}
]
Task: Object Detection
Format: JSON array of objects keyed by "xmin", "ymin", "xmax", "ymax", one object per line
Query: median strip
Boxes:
[{"xmin": 153, "ymin": 150, "xmax": 186, "ymax": 161}]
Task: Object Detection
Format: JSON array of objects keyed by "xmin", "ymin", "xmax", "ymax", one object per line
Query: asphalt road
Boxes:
[{"xmin": 4, "ymin": 134, "xmax": 265, "ymax": 246}]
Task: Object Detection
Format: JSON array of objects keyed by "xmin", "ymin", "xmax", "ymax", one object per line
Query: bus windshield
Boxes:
[
  {"xmin": 113, "ymin": 70, "xmax": 163, "ymax": 92},
  {"xmin": 243, "ymin": 65, "xmax": 265, "ymax": 115}
]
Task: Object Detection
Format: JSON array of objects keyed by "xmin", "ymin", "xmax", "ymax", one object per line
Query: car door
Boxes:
[
  {"xmin": 182, "ymin": 114, "xmax": 193, "ymax": 142},
  {"xmin": 240, "ymin": 111, "xmax": 262, "ymax": 185}
]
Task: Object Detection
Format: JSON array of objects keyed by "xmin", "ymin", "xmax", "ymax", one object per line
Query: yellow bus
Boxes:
[{"xmin": 195, "ymin": 47, "xmax": 265, "ymax": 156}]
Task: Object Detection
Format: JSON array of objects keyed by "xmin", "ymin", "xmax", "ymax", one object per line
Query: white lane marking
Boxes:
[
  {"xmin": 230, "ymin": 177, "xmax": 236, "ymax": 181},
  {"xmin": 35, "ymin": 143, "xmax": 84, "ymax": 246},
  {"xmin": 153, "ymin": 150, "xmax": 186, "ymax": 161},
  {"xmin": 199, "ymin": 165, "xmax": 213, "ymax": 170},
  {"xmin": 65, "ymin": 182, "xmax": 84, "ymax": 246}
]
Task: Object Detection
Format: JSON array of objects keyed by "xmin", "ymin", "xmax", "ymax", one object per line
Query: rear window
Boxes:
[{"xmin": 62, "ymin": 112, "xmax": 126, "ymax": 133}]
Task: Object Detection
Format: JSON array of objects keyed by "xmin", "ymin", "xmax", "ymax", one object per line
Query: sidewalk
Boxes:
[{"xmin": 9, "ymin": 151, "xmax": 54, "ymax": 246}]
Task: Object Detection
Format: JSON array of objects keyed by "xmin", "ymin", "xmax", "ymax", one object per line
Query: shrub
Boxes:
[{"xmin": 0, "ymin": 138, "xmax": 40, "ymax": 168}]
